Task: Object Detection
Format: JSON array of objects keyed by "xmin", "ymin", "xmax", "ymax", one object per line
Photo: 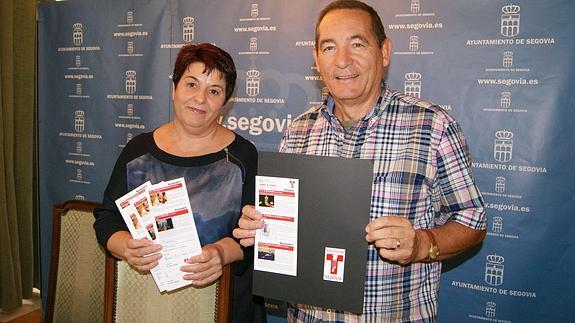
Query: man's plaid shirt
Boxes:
[{"xmin": 280, "ymin": 82, "xmax": 487, "ymax": 322}]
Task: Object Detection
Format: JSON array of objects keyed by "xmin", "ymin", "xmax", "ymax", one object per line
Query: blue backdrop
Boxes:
[{"xmin": 38, "ymin": 0, "xmax": 575, "ymax": 321}]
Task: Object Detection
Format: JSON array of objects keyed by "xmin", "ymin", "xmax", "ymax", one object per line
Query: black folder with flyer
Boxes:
[{"xmin": 252, "ymin": 152, "xmax": 373, "ymax": 314}]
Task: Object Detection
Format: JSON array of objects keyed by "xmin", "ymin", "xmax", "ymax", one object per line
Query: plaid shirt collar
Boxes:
[{"xmin": 322, "ymin": 80, "xmax": 389, "ymax": 125}]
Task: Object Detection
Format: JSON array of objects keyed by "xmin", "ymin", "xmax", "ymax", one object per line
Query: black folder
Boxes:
[{"xmin": 253, "ymin": 152, "xmax": 373, "ymax": 314}]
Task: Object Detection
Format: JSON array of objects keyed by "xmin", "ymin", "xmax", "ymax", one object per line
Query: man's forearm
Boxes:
[{"xmin": 418, "ymin": 221, "xmax": 486, "ymax": 261}]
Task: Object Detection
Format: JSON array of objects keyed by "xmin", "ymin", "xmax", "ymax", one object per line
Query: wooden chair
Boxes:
[
  {"xmin": 45, "ymin": 200, "xmax": 105, "ymax": 323},
  {"xmin": 103, "ymin": 245, "xmax": 232, "ymax": 323}
]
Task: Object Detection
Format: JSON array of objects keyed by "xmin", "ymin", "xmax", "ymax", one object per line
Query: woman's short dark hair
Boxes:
[
  {"xmin": 172, "ymin": 43, "xmax": 237, "ymax": 103},
  {"xmin": 315, "ymin": 0, "xmax": 386, "ymax": 50}
]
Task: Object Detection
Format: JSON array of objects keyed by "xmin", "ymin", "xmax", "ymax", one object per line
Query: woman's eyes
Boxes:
[
  {"xmin": 209, "ymin": 89, "xmax": 222, "ymax": 96},
  {"xmin": 184, "ymin": 81, "xmax": 222, "ymax": 97}
]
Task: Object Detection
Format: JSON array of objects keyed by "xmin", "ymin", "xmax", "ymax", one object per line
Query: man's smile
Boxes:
[{"xmin": 335, "ymin": 73, "xmax": 359, "ymax": 80}]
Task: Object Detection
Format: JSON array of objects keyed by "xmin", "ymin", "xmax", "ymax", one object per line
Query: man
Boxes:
[{"xmin": 233, "ymin": 0, "xmax": 487, "ymax": 321}]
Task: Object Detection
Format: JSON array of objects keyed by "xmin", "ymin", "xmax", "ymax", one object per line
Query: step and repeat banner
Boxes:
[{"xmin": 38, "ymin": 0, "xmax": 574, "ymax": 321}]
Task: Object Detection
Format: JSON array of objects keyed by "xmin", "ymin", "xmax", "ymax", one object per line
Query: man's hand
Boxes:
[
  {"xmin": 122, "ymin": 238, "xmax": 163, "ymax": 271},
  {"xmin": 232, "ymin": 205, "xmax": 264, "ymax": 247},
  {"xmin": 365, "ymin": 216, "xmax": 426, "ymax": 265},
  {"xmin": 181, "ymin": 244, "xmax": 225, "ymax": 287}
]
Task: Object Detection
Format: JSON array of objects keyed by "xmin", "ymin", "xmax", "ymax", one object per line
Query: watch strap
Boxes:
[{"xmin": 422, "ymin": 229, "xmax": 439, "ymax": 261}]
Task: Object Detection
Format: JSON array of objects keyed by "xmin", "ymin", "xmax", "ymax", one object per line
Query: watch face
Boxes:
[{"xmin": 430, "ymin": 245, "xmax": 439, "ymax": 260}]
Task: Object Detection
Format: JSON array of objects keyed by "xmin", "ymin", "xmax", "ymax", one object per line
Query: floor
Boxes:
[{"xmin": 0, "ymin": 290, "xmax": 42, "ymax": 323}]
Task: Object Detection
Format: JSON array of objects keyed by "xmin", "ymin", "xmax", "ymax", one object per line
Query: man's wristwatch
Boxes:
[{"xmin": 422, "ymin": 229, "xmax": 439, "ymax": 261}]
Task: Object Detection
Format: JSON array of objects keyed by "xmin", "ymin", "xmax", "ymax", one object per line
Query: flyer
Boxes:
[
  {"xmin": 254, "ymin": 175, "xmax": 299, "ymax": 276},
  {"xmin": 115, "ymin": 177, "xmax": 202, "ymax": 292}
]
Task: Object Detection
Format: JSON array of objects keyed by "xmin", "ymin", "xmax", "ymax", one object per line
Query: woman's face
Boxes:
[{"xmin": 172, "ymin": 62, "xmax": 227, "ymax": 132}]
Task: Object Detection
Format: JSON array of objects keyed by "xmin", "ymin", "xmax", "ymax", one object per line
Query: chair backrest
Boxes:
[
  {"xmin": 45, "ymin": 200, "xmax": 105, "ymax": 323},
  {"xmin": 104, "ymin": 249, "xmax": 231, "ymax": 323}
]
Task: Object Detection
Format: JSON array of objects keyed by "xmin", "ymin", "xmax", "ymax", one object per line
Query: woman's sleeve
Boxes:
[
  {"xmin": 93, "ymin": 146, "xmax": 132, "ymax": 249},
  {"xmin": 234, "ymin": 137, "xmax": 258, "ymax": 275},
  {"xmin": 241, "ymin": 143, "xmax": 258, "ymax": 207}
]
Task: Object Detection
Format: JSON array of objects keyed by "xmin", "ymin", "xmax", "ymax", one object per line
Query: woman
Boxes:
[{"xmin": 93, "ymin": 43, "xmax": 265, "ymax": 322}]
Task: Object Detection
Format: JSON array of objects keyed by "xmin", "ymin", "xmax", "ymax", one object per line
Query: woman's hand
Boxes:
[
  {"xmin": 181, "ymin": 244, "xmax": 225, "ymax": 287},
  {"xmin": 232, "ymin": 205, "xmax": 264, "ymax": 247},
  {"xmin": 122, "ymin": 238, "xmax": 163, "ymax": 271},
  {"xmin": 107, "ymin": 231, "xmax": 163, "ymax": 272}
]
